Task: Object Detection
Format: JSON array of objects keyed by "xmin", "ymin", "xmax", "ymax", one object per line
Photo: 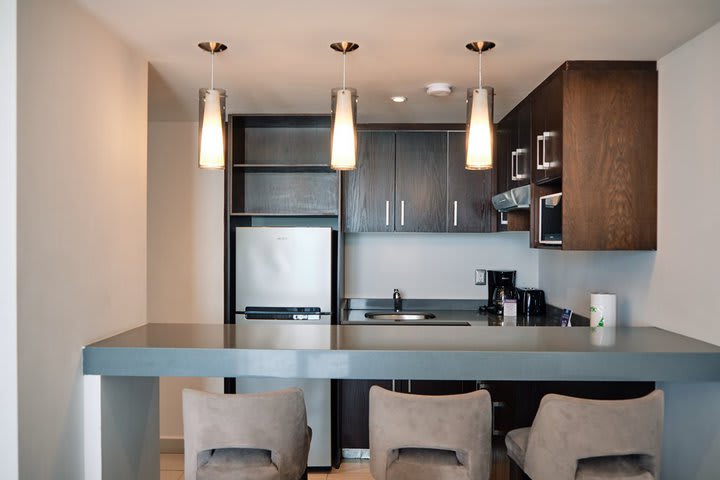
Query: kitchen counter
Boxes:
[
  {"xmin": 83, "ymin": 322, "xmax": 720, "ymax": 382},
  {"xmin": 340, "ymin": 298, "xmax": 588, "ymax": 326}
]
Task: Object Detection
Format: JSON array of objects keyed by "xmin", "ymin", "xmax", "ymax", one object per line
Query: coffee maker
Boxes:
[{"xmin": 487, "ymin": 270, "xmax": 517, "ymax": 315}]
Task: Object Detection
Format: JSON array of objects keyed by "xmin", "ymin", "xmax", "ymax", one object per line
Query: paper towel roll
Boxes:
[{"xmin": 590, "ymin": 293, "xmax": 616, "ymax": 328}]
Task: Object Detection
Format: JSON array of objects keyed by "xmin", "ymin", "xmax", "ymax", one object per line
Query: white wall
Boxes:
[
  {"xmin": 17, "ymin": 0, "xmax": 148, "ymax": 478},
  {"xmin": 345, "ymin": 232, "xmax": 538, "ymax": 299},
  {"xmin": 538, "ymin": 250, "xmax": 656, "ymax": 325},
  {"xmin": 0, "ymin": 0, "xmax": 18, "ymax": 477},
  {"xmin": 147, "ymin": 121, "xmax": 224, "ymax": 443},
  {"xmin": 538, "ymin": 21, "xmax": 720, "ymax": 479}
]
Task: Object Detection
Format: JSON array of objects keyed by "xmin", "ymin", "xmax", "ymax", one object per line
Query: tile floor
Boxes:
[{"xmin": 160, "ymin": 454, "xmax": 373, "ymax": 480}]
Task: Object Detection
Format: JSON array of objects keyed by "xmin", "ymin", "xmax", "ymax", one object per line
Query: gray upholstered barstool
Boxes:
[
  {"xmin": 505, "ymin": 390, "xmax": 664, "ymax": 480},
  {"xmin": 182, "ymin": 387, "xmax": 311, "ymax": 480},
  {"xmin": 369, "ymin": 385, "xmax": 492, "ymax": 480}
]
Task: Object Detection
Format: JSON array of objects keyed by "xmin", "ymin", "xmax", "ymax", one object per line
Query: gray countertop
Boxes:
[
  {"xmin": 339, "ymin": 298, "xmax": 589, "ymax": 326},
  {"xmin": 83, "ymin": 322, "xmax": 720, "ymax": 382}
]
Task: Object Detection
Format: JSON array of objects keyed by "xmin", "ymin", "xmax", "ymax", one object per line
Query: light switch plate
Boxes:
[{"xmin": 474, "ymin": 269, "xmax": 487, "ymax": 285}]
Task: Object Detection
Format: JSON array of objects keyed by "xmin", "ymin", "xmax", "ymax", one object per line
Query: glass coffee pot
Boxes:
[{"xmin": 492, "ymin": 284, "xmax": 516, "ymax": 315}]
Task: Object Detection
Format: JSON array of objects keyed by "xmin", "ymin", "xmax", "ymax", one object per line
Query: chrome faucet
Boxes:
[{"xmin": 393, "ymin": 289, "xmax": 402, "ymax": 312}]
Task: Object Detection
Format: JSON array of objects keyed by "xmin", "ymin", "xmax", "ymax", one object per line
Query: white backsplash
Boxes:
[{"xmin": 344, "ymin": 232, "xmax": 538, "ymax": 300}]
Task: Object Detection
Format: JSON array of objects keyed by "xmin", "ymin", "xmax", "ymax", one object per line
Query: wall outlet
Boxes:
[{"xmin": 474, "ymin": 269, "xmax": 487, "ymax": 285}]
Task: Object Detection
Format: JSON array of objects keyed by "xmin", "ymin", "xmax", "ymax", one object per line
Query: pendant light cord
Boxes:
[
  {"xmin": 478, "ymin": 51, "xmax": 482, "ymax": 90},
  {"xmin": 211, "ymin": 51, "xmax": 215, "ymax": 90},
  {"xmin": 342, "ymin": 52, "xmax": 346, "ymax": 90}
]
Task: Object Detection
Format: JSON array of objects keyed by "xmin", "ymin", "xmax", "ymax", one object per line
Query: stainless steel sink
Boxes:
[{"xmin": 365, "ymin": 311, "xmax": 437, "ymax": 321}]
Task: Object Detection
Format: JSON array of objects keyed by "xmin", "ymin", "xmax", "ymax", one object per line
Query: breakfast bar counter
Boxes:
[
  {"xmin": 81, "ymin": 323, "xmax": 720, "ymax": 479},
  {"xmin": 83, "ymin": 323, "xmax": 720, "ymax": 382}
]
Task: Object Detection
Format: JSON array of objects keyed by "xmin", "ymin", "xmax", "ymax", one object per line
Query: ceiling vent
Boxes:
[{"xmin": 425, "ymin": 83, "xmax": 453, "ymax": 97}]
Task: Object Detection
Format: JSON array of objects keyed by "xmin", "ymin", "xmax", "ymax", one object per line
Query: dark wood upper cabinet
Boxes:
[
  {"xmin": 495, "ymin": 105, "xmax": 531, "ymax": 232},
  {"xmin": 447, "ymin": 132, "xmax": 496, "ymax": 233},
  {"xmin": 561, "ymin": 64, "xmax": 657, "ymax": 250},
  {"xmin": 514, "ymin": 100, "xmax": 533, "ymax": 186},
  {"xmin": 532, "ymin": 73, "xmax": 563, "ymax": 184},
  {"xmin": 342, "ymin": 127, "xmax": 495, "ymax": 234},
  {"xmin": 526, "ymin": 61, "xmax": 658, "ymax": 250},
  {"xmin": 394, "ymin": 132, "xmax": 448, "ymax": 232},
  {"xmin": 496, "ymin": 119, "xmax": 512, "ymax": 195},
  {"xmin": 342, "ymin": 131, "xmax": 395, "ymax": 232}
]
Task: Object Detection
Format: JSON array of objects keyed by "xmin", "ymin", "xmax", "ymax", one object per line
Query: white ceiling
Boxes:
[{"xmin": 76, "ymin": 0, "xmax": 720, "ymax": 123}]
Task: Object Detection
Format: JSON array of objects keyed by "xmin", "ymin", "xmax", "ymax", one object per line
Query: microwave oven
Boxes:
[{"xmin": 539, "ymin": 192, "xmax": 562, "ymax": 245}]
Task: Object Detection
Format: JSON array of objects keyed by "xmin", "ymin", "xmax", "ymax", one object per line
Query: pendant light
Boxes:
[
  {"xmin": 465, "ymin": 41, "xmax": 495, "ymax": 170},
  {"xmin": 330, "ymin": 41, "xmax": 359, "ymax": 171},
  {"xmin": 198, "ymin": 41, "xmax": 228, "ymax": 169}
]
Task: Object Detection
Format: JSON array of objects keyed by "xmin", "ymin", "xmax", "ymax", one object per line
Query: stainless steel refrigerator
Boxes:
[{"xmin": 234, "ymin": 226, "xmax": 332, "ymax": 467}]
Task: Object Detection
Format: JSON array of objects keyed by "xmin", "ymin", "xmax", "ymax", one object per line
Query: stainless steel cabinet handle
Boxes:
[
  {"xmin": 407, "ymin": 379, "xmax": 412, "ymax": 393},
  {"xmin": 517, "ymin": 148, "xmax": 526, "ymax": 178},
  {"xmin": 400, "ymin": 200, "xmax": 405, "ymax": 226},
  {"xmin": 500, "ymin": 211, "xmax": 508, "ymax": 225},
  {"xmin": 543, "ymin": 131, "xmax": 551, "ymax": 169},
  {"xmin": 385, "ymin": 200, "xmax": 390, "ymax": 226},
  {"xmin": 392, "ymin": 379, "xmax": 396, "ymax": 391},
  {"xmin": 536, "ymin": 135, "xmax": 545, "ymax": 170},
  {"xmin": 511, "ymin": 150, "xmax": 518, "ymax": 180},
  {"xmin": 453, "ymin": 201, "xmax": 458, "ymax": 227}
]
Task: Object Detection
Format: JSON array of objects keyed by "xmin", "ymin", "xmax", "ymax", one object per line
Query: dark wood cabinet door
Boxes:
[
  {"xmin": 394, "ymin": 132, "xmax": 448, "ymax": 232},
  {"xmin": 496, "ymin": 121, "xmax": 512, "ymax": 195},
  {"xmin": 447, "ymin": 132, "xmax": 495, "ymax": 232},
  {"xmin": 495, "ymin": 121, "xmax": 512, "ymax": 231},
  {"xmin": 531, "ymin": 88, "xmax": 547, "ymax": 183},
  {"xmin": 342, "ymin": 131, "xmax": 396, "ymax": 232},
  {"xmin": 514, "ymin": 100, "xmax": 532, "ymax": 186},
  {"xmin": 543, "ymin": 73, "xmax": 564, "ymax": 182},
  {"xmin": 340, "ymin": 380, "xmax": 393, "ymax": 449}
]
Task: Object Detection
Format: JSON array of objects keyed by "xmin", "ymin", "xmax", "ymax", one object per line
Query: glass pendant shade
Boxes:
[
  {"xmin": 330, "ymin": 88, "xmax": 358, "ymax": 171},
  {"xmin": 198, "ymin": 88, "xmax": 226, "ymax": 169},
  {"xmin": 465, "ymin": 87, "xmax": 494, "ymax": 170}
]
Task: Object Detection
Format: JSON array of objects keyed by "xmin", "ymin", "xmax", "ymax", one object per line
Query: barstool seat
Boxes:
[
  {"xmin": 504, "ymin": 427, "xmax": 529, "ymax": 469},
  {"xmin": 183, "ymin": 388, "xmax": 311, "ymax": 480},
  {"xmin": 504, "ymin": 390, "xmax": 663, "ymax": 480},
  {"xmin": 369, "ymin": 386, "xmax": 492, "ymax": 480}
]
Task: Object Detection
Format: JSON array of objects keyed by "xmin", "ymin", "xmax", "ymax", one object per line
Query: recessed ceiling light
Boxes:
[{"xmin": 391, "ymin": 96, "xmax": 407, "ymax": 103}]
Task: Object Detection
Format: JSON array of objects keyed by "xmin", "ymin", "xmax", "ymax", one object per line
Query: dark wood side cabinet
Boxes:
[{"xmin": 527, "ymin": 61, "xmax": 658, "ymax": 250}]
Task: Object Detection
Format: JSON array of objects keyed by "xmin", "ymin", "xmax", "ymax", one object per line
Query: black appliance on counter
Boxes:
[
  {"xmin": 487, "ymin": 270, "xmax": 516, "ymax": 315},
  {"xmin": 517, "ymin": 288, "xmax": 547, "ymax": 316}
]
